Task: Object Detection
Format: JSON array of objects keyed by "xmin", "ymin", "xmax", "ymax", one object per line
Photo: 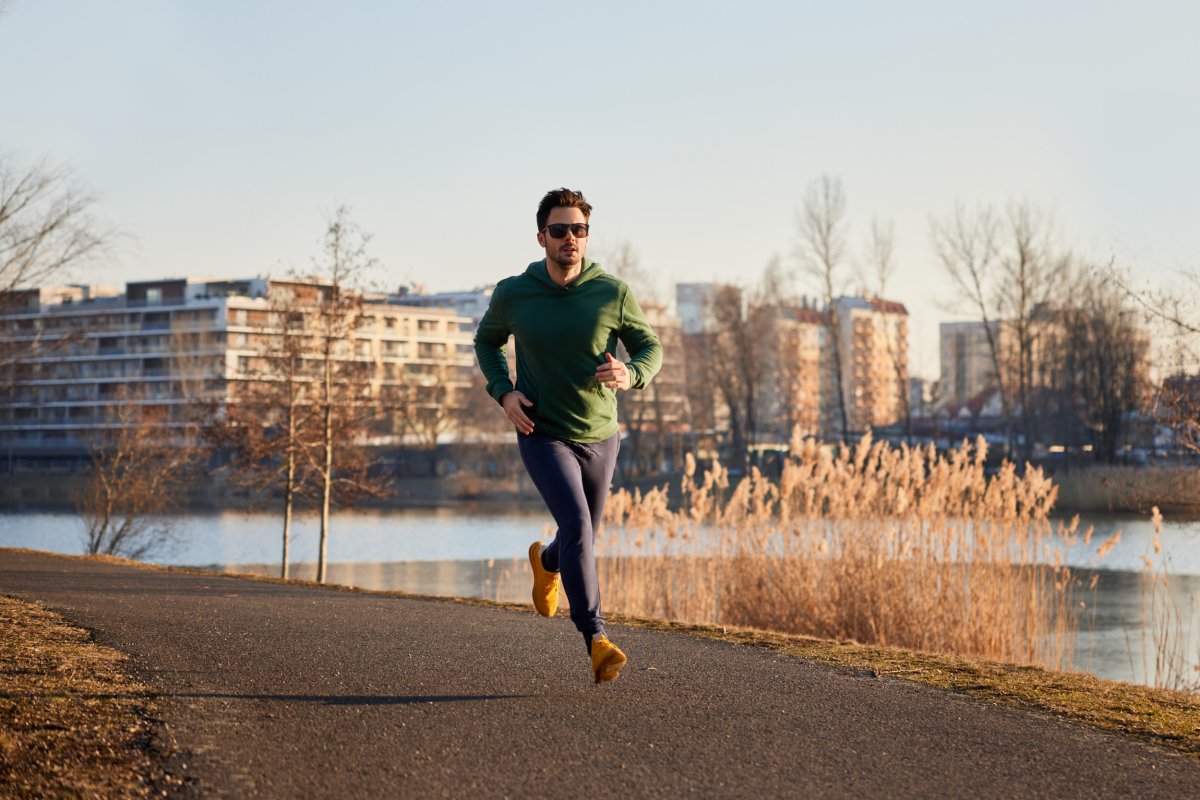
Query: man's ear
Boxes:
[{"xmin": 536, "ymin": 232, "xmax": 546, "ymax": 248}]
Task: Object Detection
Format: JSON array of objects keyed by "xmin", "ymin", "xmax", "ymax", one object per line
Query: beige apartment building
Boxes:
[
  {"xmin": 833, "ymin": 296, "xmax": 910, "ymax": 434},
  {"xmin": 675, "ymin": 283, "xmax": 910, "ymax": 447},
  {"xmin": 0, "ymin": 277, "xmax": 475, "ymax": 470},
  {"xmin": 771, "ymin": 296, "xmax": 909, "ymax": 441},
  {"xmin": 761, "ymin": 303, "xmax": 827, "ymax": 441}
]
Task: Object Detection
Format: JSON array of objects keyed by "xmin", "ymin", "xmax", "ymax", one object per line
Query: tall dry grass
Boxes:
[
  {"xmin": 598, "ymin": 433, "xmax": 1093, "ymax": 670},
  {"xmin": 1140, "ymin": 506, "xmax": 1200, "ymax": 693}
]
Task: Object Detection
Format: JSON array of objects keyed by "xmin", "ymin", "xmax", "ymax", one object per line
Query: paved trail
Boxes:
[{"xmin": 2, "ymin": 550, "xmax": 1196, "ymax": 798}]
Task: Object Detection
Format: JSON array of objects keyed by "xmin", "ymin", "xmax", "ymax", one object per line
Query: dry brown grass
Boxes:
[
  {"xmin": 0, "ymin": 594, "xmax": 169, "ymax": 798},
  {"xmin": 600, "ymin": 434, "xmax": 1096, "ymax": 671},
  {"xmin": 1140, "ymin": 507, "xmax": 1200, "ymax": 693}
]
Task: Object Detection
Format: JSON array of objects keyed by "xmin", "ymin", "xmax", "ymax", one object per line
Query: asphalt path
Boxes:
[{"xmin": 2, "ymin": 549, "xmax": 1197, "ymax": 799}]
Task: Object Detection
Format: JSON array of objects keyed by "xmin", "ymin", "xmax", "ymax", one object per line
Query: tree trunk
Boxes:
[
  {"xmin": 281, "ymin": 472, "xmax": 293, "ymax": 580},
  {"xmin": 318, "ymin": 331, "xmax": 334, "ymax": 584},
  {"xmin": 827, "ymin": 307, "xmax": 851, "ymax": 445},
  {"xmin": 319, "ymin": 400, "xmax": 333, "ymax": 584}
]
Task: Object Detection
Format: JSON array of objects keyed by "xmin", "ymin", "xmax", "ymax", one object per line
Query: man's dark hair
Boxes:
[{"xmin": 536, "ymin": 188, "xmax": 592, "ymax": 231}]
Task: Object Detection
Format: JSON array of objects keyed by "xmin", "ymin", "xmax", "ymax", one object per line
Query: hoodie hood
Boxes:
[{"xmin": 526, "ymin": 258, "xmax": 604, "ymax": 290}]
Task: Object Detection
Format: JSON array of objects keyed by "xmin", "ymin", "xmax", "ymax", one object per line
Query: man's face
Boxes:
[{"xmin": 537, "ymin": 206, "xmax": 589, "ymax": 270}]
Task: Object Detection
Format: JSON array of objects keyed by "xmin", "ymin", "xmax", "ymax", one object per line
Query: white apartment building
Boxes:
[
  {"xmin": 0, "ymin": 277, "xmax": 475, "ymax": 470},
  {"xmin": 390, "ymin": 285, "xmax": 495, "ymax": 326}
]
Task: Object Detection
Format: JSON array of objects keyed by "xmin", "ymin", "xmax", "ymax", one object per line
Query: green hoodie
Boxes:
[{"xmin": 474, "ymin": 259, "xmax": 663, "ymax": 443}]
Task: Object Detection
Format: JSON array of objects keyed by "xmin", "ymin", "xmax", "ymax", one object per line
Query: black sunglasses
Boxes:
[{"xmin": 541, "ymin": 223, "xmax": 590, "ymax": 239}]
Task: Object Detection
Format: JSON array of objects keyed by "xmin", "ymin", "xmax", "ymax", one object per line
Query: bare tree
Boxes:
[
  {"xmin": 603, "ymin": 240, "xmax": 662, "ymax": 305},
  {"xmin": 304, "ymin": 208, "xmax": 389, "ymax": 583},
  {"xmin": 401, "ymin": 361, "xmax": 463, "ymax": 474},
  {"xmin": 930, "ymin": 203, "xmax": 1012, "ymax": 450},
  {"xmin": 706, "ymin": 285, "xmax": 753, "ymax": 466},
  {"xmin": 996, "ymin": 201, "xmax": 1069, "ymax": 457},
  {"xmin": 210, "ymin": 291, "xmax": 319, "ymax": 578},
  {"xmin": 451, "ymin": 367, "xmax": 520, "ymax": 478},
  {"xmin": 0, "ymin": 157, "xmax": 107, "ymax": 298},
  {"xmin": 75, "ymin": 388, "xmax": 206, "ymax": 559},
  {"xmin": 1057, "ymin": 264, "xmax": 1150, "ymax": 462},
  {"xmin": 797, "ymin": 175, "xmax": 851, "ymax": 444},
  {"xmin": 1109, "ymin": 265, "xmax": 1200, "ymax": 455},
  {"xmin": 1, "ymin": 157, "xmax": 111, "ymax": 471},
  {"xmin": 603, "ymin": 242, "xmax": 673, "ymax": 477},
  {"xmin": 700, "ymin": 263, "xmax": 794, "ymax": 469},
  {"xmin": 1104, "ymin": 266, "xmax": 1200, "ymax": 460}
]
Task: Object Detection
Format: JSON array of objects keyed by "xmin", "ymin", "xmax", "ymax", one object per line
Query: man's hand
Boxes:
[
  {"xmin": 501, "ymin": 390, "xmax": 535, "ymax": 435},
  {"xmin": 594, "ymin": 352, "xmax": 631, "ymax": 391}
]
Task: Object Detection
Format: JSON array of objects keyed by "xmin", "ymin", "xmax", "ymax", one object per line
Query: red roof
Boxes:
[{"xmin": 868, "ymin": 297, "xmax": 908, "ymax": 315}]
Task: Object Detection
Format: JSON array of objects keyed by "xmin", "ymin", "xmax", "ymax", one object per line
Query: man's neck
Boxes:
[{"xmin": 545, "ymin": 258, "xmax": 583, "ymax": 287}]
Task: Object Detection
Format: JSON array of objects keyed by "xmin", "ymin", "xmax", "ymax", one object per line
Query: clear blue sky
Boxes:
[{"xmin": 2, "ymin": 1, "xmax": 1196, "ymax": 376}]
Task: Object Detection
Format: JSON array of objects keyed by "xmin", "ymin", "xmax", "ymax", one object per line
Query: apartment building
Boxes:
[
  {"xmin": 675, "ymin": 283, "xmax": 910, "ymax": 446},
  {"xmin": 939, "ymin": 320, "xmax": 1003, "ymax": 408},
  {"xmin": 0, "ymin": 277, "xmax": 475, "ymax": 470},
  {"xmin": 832, "ymin": 296, "xmax": 910, "ymax": 434},
  {"xmin": 390, "ymin": 285, "xmax": 495, "ymax": 326},
  {"xmin": 767, "ymin": 303, "xmax": 827, "ymax": 440}
]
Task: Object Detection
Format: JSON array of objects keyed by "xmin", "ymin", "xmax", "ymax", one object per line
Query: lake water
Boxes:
[{"xmin": 2, "ymin": 509, "xmax": 1197, "ymax": 690}]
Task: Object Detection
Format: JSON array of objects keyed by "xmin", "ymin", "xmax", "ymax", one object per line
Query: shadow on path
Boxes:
[
  {"xmin": 2, "ymin": 691, "xmax": 532, "ymax": 706},
  {"xmin": 170, "ymin": 692, "xmax": 535, "ymax": 706}
]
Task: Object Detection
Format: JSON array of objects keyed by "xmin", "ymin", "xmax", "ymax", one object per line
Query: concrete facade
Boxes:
[{"xmin": 0, "ymin": 277, "xmax": 474, "ymax": 469}]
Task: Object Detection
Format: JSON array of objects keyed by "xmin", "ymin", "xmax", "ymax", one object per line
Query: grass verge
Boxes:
[
  {"xmin": 7, "ymin": 548, "xmax": 1200, "ymax": 761},
  {"xmin": 0, "ymin": 594, "xmax": 172, "ymax": 799}
]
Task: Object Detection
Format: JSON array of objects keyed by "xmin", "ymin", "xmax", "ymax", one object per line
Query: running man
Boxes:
[{"xmin": 473, "ymin": 188, "xmax": 663, "ymax": 684}]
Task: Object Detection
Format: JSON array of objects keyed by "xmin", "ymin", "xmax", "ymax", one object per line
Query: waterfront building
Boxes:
[
  {"xmin": 0, "ymin": 277, "xmax": 475, "ymax": 470},
  {"xmin": 390, "ymin": 285, "xmax": 495, "ymax": 326}
]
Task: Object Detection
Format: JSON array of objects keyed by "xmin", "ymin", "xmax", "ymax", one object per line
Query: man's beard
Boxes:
[{"xmin": 548, "ymin": 251, "xmax": 582, "ymax": 270}]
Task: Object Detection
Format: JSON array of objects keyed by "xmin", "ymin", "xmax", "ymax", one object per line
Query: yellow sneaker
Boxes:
[
  {"xmin": 528, "ymin": 541, "xmax": 559, "ymax": 617},
  {"xmin": 590, "ymin": 634, "xmax": 627, "ymax": 684}
]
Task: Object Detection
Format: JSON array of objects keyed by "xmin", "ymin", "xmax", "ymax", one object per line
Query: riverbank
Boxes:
[
  {"xmin": 3, "ymin": 464, "xmax": 1197, "ymax": 517},
  {"xmin": 1053, "ymin": 465, "xmax": 1200, "ymax": 516},
  {"xmin": 0, "ymin": 472, "xmax": 546, "ymax": 514}
]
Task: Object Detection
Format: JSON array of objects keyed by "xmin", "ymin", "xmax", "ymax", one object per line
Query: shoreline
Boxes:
[{"xmin": 2, "ymin": 466, "xmax": 1199, "ymax": 520}]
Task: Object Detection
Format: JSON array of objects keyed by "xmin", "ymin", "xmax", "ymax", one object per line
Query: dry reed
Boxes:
[
  {"xmin": 1140, "ymin": 506, "xmax": 1200, "ymax": 693},
  {"xmin": 597, "ymin": 434, "xmax": 1090, "ymax": 671}
]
